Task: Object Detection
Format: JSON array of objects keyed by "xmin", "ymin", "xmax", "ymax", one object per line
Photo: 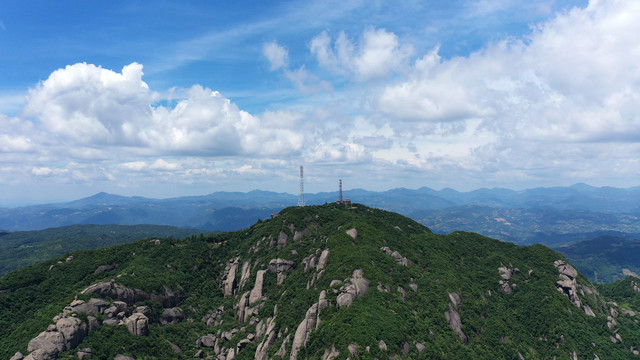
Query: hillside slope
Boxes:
[
  {"xmin": 555, "ymin": 236, "xmax": 640, "ymax": 283},
  {"xmin": 2, "ymin": 204, "xmax": 639, "ymax": 359},
  {"xmin": 0, "ymin": 224, "xmax": 207, "ymax": 277}
]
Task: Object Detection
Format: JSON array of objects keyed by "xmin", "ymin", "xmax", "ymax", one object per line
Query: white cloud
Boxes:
[
  {"xmin": 150, "ymin": 158, "xmax": 182, "ymax": 171},
  {"xmin": 121, "ymin": 161, "xmax": 147, "ymax": 171},
  {"xmin": 31, "ymin": 167, "xmax": 53, "ymax": 176},
  {"xmin": 377, "ymin": 0, "xmax": 640, "ymax": 146},
  {"xmin": 309, "ymin": 142, "xmax": 370, "ymax": 164},
  {"xmin": 310, "ymin": 27, "xmax": 413, "ymax": 80},
  {"xmin": 263, "ymin": 41, "xmax": 289, "ymax": 71},
  {"xmin": 0, "ymin": 114, "xmax": 37, "ymax": 153},
  {"xmin": 21, "ymin": 62, "xmax": 304, "ymax": 157},
  {"xmin": 24, "ymin": 62, "xmax": 154, "ymax": 146}
]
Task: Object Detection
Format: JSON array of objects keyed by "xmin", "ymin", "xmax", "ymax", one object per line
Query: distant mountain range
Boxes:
[{"xmin": 2, "ymin": 184, "xmax": 640, "ymax": 245}]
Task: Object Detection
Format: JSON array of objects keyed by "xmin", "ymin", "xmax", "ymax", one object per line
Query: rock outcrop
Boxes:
[
  {"xmin": 497, "ymin": 264, "xmax": 519, "ymax": 295},
  {"xmin": 125, "ymin": 313, "xmax": 149, "ymax": 336},
  {"xmin": 553, "ymin": 260, "xmax": 595, "ymax": 317},
  {"xmin": 277, "ymin": 231, "xmax": 288, "ymax": 250},
  {"xmin": 268, "ymin": 258, "xmax": 294, "ymax": 285},
  {"xmin": 25, "ymin": 315, "xmax": 89, "ymax": 360},
  {"xmin": 444, "ymin": 292, "xmax": 467, "ymax": 344},
  {"xmin": 290, "ymin": 291, "xmax": 330, "ymax": 360},
  {"xmin": 160, "ymin": 307, "xmax": 184, "ymax": 325},
  {"xmin": 322, "ymin": 345, "xmax": 340, "ymax": 360},
  {"xmin": 336, "ymin": 269, "xmax": 369, "ymax": 308},
  {"xmin": 380, "ymin": 246, "xmax": 412, "ymax": 266},
  {"xmin": 80, "ymin": 281, "xmax": 181, "ymax": 307},
  {"xmin": 249, "ymin": 270, "xmax": 266, "ymax": 305},
  {"xmin": 254, "ymin": 306, "xmax": 278, "ymax": 360},
  {"xmin": 346, "ymin": 228, "xmax": 358, "ymax": 240},
  {"xmin": 224, "ymin": 259, "xmax": 240, "ymax": 297},
  {"xmin": 55, "ymin": 317, "xmax": 88, "ymax": 350}
]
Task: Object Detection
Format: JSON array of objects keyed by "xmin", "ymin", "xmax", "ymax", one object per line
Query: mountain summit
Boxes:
[{"xmin": 2, "ymin": 203, "xmax": 639, "ymax": 359}]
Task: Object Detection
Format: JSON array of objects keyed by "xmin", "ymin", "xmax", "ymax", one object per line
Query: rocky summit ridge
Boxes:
[{"xmin": 1, "ymin": 203, "xmax": 640, "ymax": 359}]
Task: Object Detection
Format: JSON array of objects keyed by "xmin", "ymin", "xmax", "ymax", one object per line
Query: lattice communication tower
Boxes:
[
  {"xmin": 339, "ymin": 179, "xmax": 343, "ymax": 203},
  {"xmin": 298, "ymin": 166, "xmax": 305, "ymax": 207}
]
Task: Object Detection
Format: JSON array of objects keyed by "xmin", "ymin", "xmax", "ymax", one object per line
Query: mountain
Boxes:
[
  {"xmin": 0, "ymin": 224, "xmax": 208, "ymax": 278},
  {"xmin": 411, "ymin": 205, "xmax": 640, "ymax": 245},
  {"xmin": 2, "ymin": 204, "xmax": 640, "ymax": 359},
  {"xmin": 554, "ymin": 236, "xmax": 640, "ymax": 283}
]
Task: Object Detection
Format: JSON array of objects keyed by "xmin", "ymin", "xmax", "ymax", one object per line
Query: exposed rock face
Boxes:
[
  {"xmin": 65, "ymin": 298, "xmax": 109, "ymax": 316},
  {"xmin": 80, "ymin": 281, "xmax": 180, "ymax": 307},
  {"xmin": 26, "ymin": 316, "xmax": 89, "ymax": 359},
  {"xmin": 553, "ymin": 260, "xmax": 595, "ymax": 317},
  {"xmin": 249, "ymin": 270, "xmax": 266, "ymax": 305},
  {"xmin": 293, "ymin": 228, "xmax": 310, "ymax": 242},
  {"xmin": 27, "ymin": 330, "xmax": 65, "ymax": 357},
  {"xmin": 56, "ymin": 317, "xmax": 88, "ymax": 350},
  {"xmin": 76, "ymin": 348, "xmax": 92, "ymax": 360},
  {"xmin": 93, "ymin": 263, "xmax": 116, "ymax": 275},
  {"xmin": 379, "ymin": 340, "xmax": 388, "ymax": 351},
  {"xmin": 254, "ymin": 307, "xmax": 278, "ymax": 360},
  {"xmin": 317, "ymin": 249, "xmax": 330, "ymax": 270},
  {"xmin": 274, "ymin": 334, "xmax": 290, "ymax": 357},
  {"xmin": 322, "ymin": 345, "xmax": 340, "ymax": 360},
  {"xmin": 336, "ymin": 269, "xmax": 369, "ymax": 308},
  {"xmin": 445, "ymin": 304, "xmax": 467, "ymax": 344},
  {"xmin": 197, "ymin": 334, "xmax": 216, "ymax": 348},
  {"xmin": 239, "ymin": 261, "xmax": 251, "ymax": 290},
  {"xmin": 160, "ymin": 307, "xmax": 184, "ymax": 325},
  {"xmin": 268, "ymin": 258, "xmax": 294, "ymax": 285},
  {"xmin": 346, "ymin": 228, "xmax": 358, "ymax": 240},
  {"xmin": 303, "ymin": 249, "xmax": 331, "ymax": 272},
  {"xmin": 277, "ymin": 231, "xmax": 288, "ymax": 250},
  {"xmin": 224, "ymin": 260, "xmax": 239, "ymax": 297},
  {"xmin": 125, "ymin": 313, "xmax": 149, "ymax": 336},
  {"xmin": 444, "ymin": 292, "xmax": 467, "ymax": 344},
  {"xmin": 290, "ymin": 291, "xmax": 330, "ymax": 360},
  {"xmin": 497, "ymin": 264, "xmax": 519, "ymax": 295},
  {"xmin": 114, "ymin": 355, "xmax": 135, "ymax": 360},
  {"xmin": 380, "ymin": 246, "xmax": 412, "ymax": 266},
  {"xmin": 202, "ymin": 306, "xmax": 225, "ymax": 327}
]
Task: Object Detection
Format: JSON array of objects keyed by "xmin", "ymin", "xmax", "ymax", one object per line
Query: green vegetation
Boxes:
[
  {"xmin": 1, "ymin": 204, "xmax": 639, "ymax": 359},
  {"xmin": 0, "ymin": 224, "xmax": 207, "ymax": 277},
  {"xmin": 554, "ymin": 236, "xmax": 640, "ymax": 283}
]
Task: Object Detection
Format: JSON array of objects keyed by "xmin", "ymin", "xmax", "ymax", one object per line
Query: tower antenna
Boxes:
[
  {"xmin": 339, "ymin": 179, "xmax": 343, "ymax": 204},
  {"xmin": 298, "ymin": 166, "xmax": 305, "ymax": 207}
]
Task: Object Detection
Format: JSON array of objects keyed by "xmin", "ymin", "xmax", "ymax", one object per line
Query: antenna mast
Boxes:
[
  {"xmin": 298, "ymin": 166, "xmax": 305, "ymax": 207},
  {"xmin": 339, "ymin": 179, "xmax": 343, "ymax": 204}
]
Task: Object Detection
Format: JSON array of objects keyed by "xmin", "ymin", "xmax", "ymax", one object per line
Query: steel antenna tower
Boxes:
[
  {"xmin": 297, "ymin": 166, "xmax": 305, "ymax": 207},
  {"xmin": 339, "ymin": 179, "xmax": 343, "ymax": 204}
]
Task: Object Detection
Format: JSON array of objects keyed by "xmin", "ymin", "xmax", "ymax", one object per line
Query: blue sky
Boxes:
[{"xmin": 4, "ymin": 0, "xmax": 640, "ymax": 206}]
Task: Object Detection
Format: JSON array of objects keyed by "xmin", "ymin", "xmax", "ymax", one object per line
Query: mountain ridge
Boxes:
[
  {"xmin": 2, "ymin": 203, "xmax": 640, "ymax": 359},
  {"xmin": 3, "ymin": 185, "xmax": 640, "ymax": 236}
]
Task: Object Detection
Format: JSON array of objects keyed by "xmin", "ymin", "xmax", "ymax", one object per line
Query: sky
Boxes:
[{"xmin": 2, "ymin": 0, "xmax": 640, "ymax": 206}]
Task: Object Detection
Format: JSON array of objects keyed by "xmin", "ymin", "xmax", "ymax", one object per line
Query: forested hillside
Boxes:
[{"xmin": 2, "ymin": 204, "xmax": 639, "ymax": 359}]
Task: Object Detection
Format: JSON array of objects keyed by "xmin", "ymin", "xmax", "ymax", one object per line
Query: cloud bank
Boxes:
[{"xmin": 1, "ymin": 0, "xmax": 640, "ymax": 203}]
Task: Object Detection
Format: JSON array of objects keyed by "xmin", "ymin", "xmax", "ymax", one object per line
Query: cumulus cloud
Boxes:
[
  {"xmin": 377, "ymin": 0, "xmax": 640, "ymax": 147},
  {"xmin": 309, "ymin": 142, "xmax": 370, "ymax": 164},
  {"xmin": 263, "ymin": 41, "xmax": 289, "ymax": 71},
  {"xmin": 21, "ymin": 62, "xmax": 304, "ymax": 157},
  {"xmin": 310, "ymin": 28, "xmax": 413, "ymax": 80}
]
